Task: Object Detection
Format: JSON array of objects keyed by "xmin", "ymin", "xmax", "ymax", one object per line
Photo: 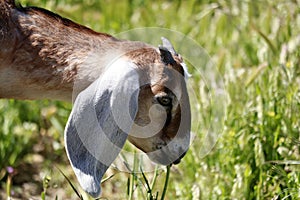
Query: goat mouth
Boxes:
[
  {"xmin": 172, "ymin": 151, "xmax": 186, "ymax": 165},
  {"xmin": 172, "ymin": 158, "xmax": 181, "ymax": 165},
  {"xmin": 146, "ymin": 148, "xmax": 187, "ymax": 166}
]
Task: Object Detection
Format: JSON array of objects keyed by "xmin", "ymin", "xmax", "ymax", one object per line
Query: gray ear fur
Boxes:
[
  {"xmin": 64, "ymin": 60, "xmax": 140, "ymax": 198},
  {"xmin": 161, "ymin": 37, "xmax": 177, "ymax": 55}
]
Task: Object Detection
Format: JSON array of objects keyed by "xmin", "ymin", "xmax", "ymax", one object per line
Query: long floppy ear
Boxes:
[{"xmin": 64, "ymin": 59, "xmax": 140, "ymax": 198}]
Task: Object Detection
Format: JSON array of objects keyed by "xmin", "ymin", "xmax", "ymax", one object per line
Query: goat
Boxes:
[{"xmin": 0, "ymin": 0, "xmax": 191, "ymax": 197}]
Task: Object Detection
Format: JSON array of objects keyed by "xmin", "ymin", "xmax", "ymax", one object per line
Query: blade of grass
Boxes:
[
  {"xmin": 128, "ymin": 152, "xmax": 138, "ymax": 200},
  {"xmin": 101, "ymin": 173, "xmax": 116, "ymax": 184},
  {"xmin": 6, "ymin": 175, "xmax": 12, "ymax": 198},
  {"xmin": 150, "ymin": 166, "xmax": 159, "ymax": 191},
  {"xmin": 140, "ymin": 166, "xmax": 151, "ymax": 192},
  {"xmin": 41, "ymin": 175, "xmax": 51, "ymax": 200},
  {"xmin": 55, "ymin": 166, "xmax": 83, "ymax": 200},
  {"xmin": 251, "ymin": 23, "xmax": 276, "ymax": 54},
  {"xmin": 160, "ymin": 165, "xmax": 171, "ymax": 200},
  {"xmin": 245, "ymin": 62, "xmax": 268, "ymax": 87},
  {"xmin": 140, "ymin": 166, "xmax": 154, "ymax": 200}
]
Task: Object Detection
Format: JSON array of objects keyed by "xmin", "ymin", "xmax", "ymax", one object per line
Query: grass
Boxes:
[{"xmin": 1, "ymin": 0, "xmax": 300, "ymax": 199}]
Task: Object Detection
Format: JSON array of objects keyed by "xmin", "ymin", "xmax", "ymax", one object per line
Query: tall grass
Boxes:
[{"xmin": 1, "ymin": 0, "xmax": 300, "ymax": 199}]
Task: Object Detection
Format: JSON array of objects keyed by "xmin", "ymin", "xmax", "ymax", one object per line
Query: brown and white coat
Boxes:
[{"xmin": 0, "ymin": 0, "xmax": 191, "ymax": 197}]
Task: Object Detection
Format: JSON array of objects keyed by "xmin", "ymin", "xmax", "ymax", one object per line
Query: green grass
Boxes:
[{"xmin": 1, "ymin": 0, "xmax": 300, "ymax": 199}]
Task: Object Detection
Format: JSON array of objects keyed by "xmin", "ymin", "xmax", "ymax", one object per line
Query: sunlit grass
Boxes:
[{"xmin": 1, "ymin": 0, "xmax": 300, "ymax": 199}]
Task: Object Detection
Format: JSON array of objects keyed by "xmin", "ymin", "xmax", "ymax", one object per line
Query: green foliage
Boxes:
[
  {"xmin": 1, "ymin": 0, "xmax": 300, "ymax": 199},
  {"xmin": 0, "ymin": 100, "xmax": 38, "ymax": 169},
  {"xmin": 0, "ymin": 100, "xmax": 71, "ymax": 196}
]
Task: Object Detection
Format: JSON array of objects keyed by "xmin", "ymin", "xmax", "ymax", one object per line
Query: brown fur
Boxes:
[
  {"xmin": 0, "ymin": 0, "xmax": 189, "ymax": 161},
  {"xmin": 0, "ymin": 0, "xmax": 116, "ymax": 100}
]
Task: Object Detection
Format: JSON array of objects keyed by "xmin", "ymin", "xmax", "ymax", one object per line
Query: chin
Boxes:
[{"xmin": 147, "ymin": 149, "xmax": 181, "ymax": 166}]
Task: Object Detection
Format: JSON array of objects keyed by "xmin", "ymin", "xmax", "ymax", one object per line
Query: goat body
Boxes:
[
  {"xmin": 0, "ymin": 0, "xmax": 191, "ymax": 198},
  {"xmin": 0, "ymin": 0, "xmax": 159, "ymax": 101}
]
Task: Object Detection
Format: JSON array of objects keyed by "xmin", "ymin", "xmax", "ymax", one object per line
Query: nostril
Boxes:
[
  {"xmin": 155, "ymin": 141, "xmax": 167, "ymax": 150},
  {"xmin": 155, "ymin": 143, "xmax": 164, "ymax": 150}
]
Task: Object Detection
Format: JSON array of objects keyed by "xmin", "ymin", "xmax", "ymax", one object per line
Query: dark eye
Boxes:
[{"xmin": 157, "ymin": 96, "xmax": 172, "ymax": 106}]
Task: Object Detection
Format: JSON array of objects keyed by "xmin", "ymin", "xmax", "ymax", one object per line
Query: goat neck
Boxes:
[{"xmin": 0, "ymin": 1, "xmax": 153, "ymax": 101}]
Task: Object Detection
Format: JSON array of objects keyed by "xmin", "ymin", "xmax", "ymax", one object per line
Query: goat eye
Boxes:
[{"xmin": 157, "ymin": 96, "xmax": 172, "ymax": 106}]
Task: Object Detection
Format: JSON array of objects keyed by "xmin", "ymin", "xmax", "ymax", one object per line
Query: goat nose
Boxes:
[{"xmin": 172, "ymin": 151, "xmax": 187, "ymax": 165}]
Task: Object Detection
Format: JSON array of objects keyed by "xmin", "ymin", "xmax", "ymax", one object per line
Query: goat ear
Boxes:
[
  {"xmin": 161, "ymin": 37, "xmax": 177, "ymax": 55},
  {"xmin": 159, "ymin": 46, "xmax": 176, "ymax": 65},
  {"xmin": 64, "ymin": 60, "xmax": 140, "ymax": 198}
]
